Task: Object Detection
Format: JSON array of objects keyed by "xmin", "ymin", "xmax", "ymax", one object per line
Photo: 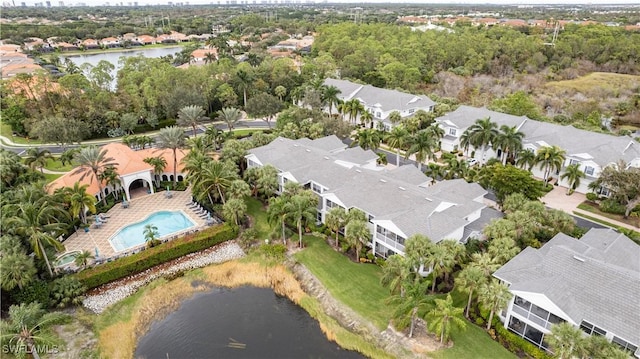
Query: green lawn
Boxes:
[
  {"xmin": 245, "ymin": 197, "xmax": 271, "ymax": 239},
  {"xmin": 577, "ymin": 202, "xmax": 640, "ymax": 228},
  {"xmin": 231, "ymin": 128, "xmax": 267, "ymax": 138},
  {"xmin": 43, "ymin": 173, "xmax": 62, "ymax": 182},
  {"xmin": 294, "ymin": 235, "xmax": 390, "ymax": 330},
  {"xmin": 44, "ymin": 157, "xmax": 74, "ymax": 172},
  {"xmin": 1, "ymin": 123, "xmax": 40, "ymax": 145}
]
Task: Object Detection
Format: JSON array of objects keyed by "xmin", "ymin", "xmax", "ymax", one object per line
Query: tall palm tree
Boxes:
[
  {"xmin": 460, "ymin": 117, "xmax": 499, "ymax": 164},
  {"xmin": 227, "ymin": 179, "xmax": 251, "ymax": 200},
  {"xmin": 515, "ymin": 149, "xmax": 536, "ymax": 171},
  {"xmin": 352, "ymin": 128, "xmax": 382, "ymax": 151},
  {"xmin": 24, "ymin": 147, "xmax": 53, "ymax": 173},
  {"xmin": 425, "ymin": 163, "xmax": 445, "ymax": 184},
  {"xmin": 455, "ymin": 265, "xmax": 486, "ymax": 318},
  {"xmin": 346, "ymin": 99, "xmax": 364, "ymax": 124},
  {"xmin": 144, "ymin": 156, "xmax": 167, "ymax": 188},
  {"xmin": 177, "ymin": 105, "xmax": 208, "ymax": 137},
  {"xmin": 235, "ymin": 68, "xmax": 253, "ymax": 107},
  {"xmin": 560, "ymin": 163, "xmax": 585, "ymax": 193},
  {"xmin": 388, "ymin": 111, "xmax": 402, "ymax": 126},
  {"xmin": 325, "ymin": 207, "xmax": 347, "ymax": 248},
  {"xmin": 385, "ymin": 125, "xmax": 409, "ymax": 167},
  {"xmin": 496, "ymin": 125, "xmax": 524, "ymax": 163},
  {"xmin": 197, "ymin": 160, "xmax": 237, "ymax": 205},
  {"xmin": 285, "ymin": 192, "xmax": 317, "ymax": 248},
  {"xmin": 156, "ymin": 126, "xmax": 186, "ymax": 186},
  {"xmin": 547, "ymin": 322, "xmax": 589, "ymax": 359},
  {"xmin": 267, "ymin": 196, "xmax": 289, "ymax": 245},
  {"xmin": 470, "ymin": 252, "xmax": 501, "ymax": 277},
  {"xmin": 275, "ymin": 85, "xmax": 287, "ymax": 102},
  {"xmin": 0, "ymin": 302, "xmax": 67, "ymax": 359},
  {"xmin": 387, "ymin": 279, "xmax": 432, "ymax": 338},
  {"xmin": 322, "ymin": 85, "xmax": 341, "ymax": 117},
  {"xmin": 222, "ymin": 198, "xmax": 247, "ymax": 226},
  {"xmin": 405, "ymin": 129, "xmax": 437, "ymax": 171},
  {"xmin": 427, "ymin": 124, "xmax": 445, "ymax": 142},
  {"xmin": 426, "ymin": 294, "xmax": 467, "ymax": 344},
  {"xmin": 380, "ymin": 254, "xmax": 411, "ymax": 296},
  {"xmin": 425, "ymin": 244, "xmax": 454, "ymax": 293},
  {"xmin": 61, "ymin": 182, "xmax": 96, "ymax": 225},
  {"xmin": 72, "ymin": 145, "xmax": 118, "ymax": 204},
  {"xmin": 98, "ymin": 165, "xmax": 121, "ymax": 200},
  {"xmin": 345, "ymin": 219, "xmax": 371, "ymax": 262},
  {"xmin": 536, "ymin": 145, "xmax": 567, "ymax": 186},
  {"xmin": 218, "ymin": 107, "xmax": 242, "ymax": 131},
  {"xmin": 5, "ymin": 201, "xmax": 67, "ymax": 277},
  {"xmin": 478, "ymin": 279, "xmax": 512, "ymax": 330},
  {"xmin": 360, "ymin": 110, "xmax": 373, "ymax": 128},
  {"xmin": 204, "ymin": 126, "xmax": 226, "ymax": 150}
]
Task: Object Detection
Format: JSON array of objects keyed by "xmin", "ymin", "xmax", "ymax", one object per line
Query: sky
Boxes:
[{"xmin": 20, "ymin": 0, "xmax": 640, "ymax": 6}]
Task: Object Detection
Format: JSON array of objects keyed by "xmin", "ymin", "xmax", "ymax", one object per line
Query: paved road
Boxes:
[{"xmin": 0, "ymin": 120, "xmax": 271, "ymax": 155}]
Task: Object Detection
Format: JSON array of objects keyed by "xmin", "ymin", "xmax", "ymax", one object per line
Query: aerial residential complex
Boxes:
[
  {"xmin": 246, "ymin": 135, "xmax": 502, "ymax": 259},
  {"xmin": 436, "ymin": 105, "xmax": 640, "ymax": 194},
  {"xmin": 493, "ymin": 228, "xmax": 640, "ymax": 358}
]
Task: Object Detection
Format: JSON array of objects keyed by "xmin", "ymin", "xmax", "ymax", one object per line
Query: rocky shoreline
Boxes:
[{"xmin": 82, "ymin": 241, "xmax": 245, "ymax": 313}]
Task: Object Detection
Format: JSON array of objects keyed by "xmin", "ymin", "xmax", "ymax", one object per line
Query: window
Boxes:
[
  {"xmin": 311, "ymin": 183, "xmax": 322, "ymax": 194},
  {"xmin": 376, "ymin": 112, "xmax": 381, "ymax": 118},
  {"xmin": 585, "ymin": 166, "xmax": 595, "ymax": 176},
  {"xmin": 612, "ymin": 336, "xmax": 638, "ymax": 354},
  {"xmin": 449, "ymin": 128, "xmax": 457, "ymax": 136},
  {"xmin": 580, "ymin": 321, "xmax": 606, "ymax": 336},
  {"xmin": 569, "ymin": 159, "xmax": 580, "ymax": 166},
  {"xmin": 408, "ymin": 108, "xmax": 415, "ymax": 114},
  {"xmin": 368, "ymin": 214, "xmax": 374, "ymax": 224}
]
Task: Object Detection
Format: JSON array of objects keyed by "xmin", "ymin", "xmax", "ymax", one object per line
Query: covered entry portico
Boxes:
[{"xmin": 122, "ymin": 170, "xmax": 154, "ymax": 201}]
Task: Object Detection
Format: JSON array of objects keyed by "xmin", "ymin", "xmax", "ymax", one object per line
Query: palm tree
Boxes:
[
  {"xmin": 322, "ymin": 85, "xmax": 341, "ymax": 117},
  {"xmin": 235, "ymin": 68, "xmax": 253, "ymax": 107},
  {"xmin": 425, "ymin": 163, "xmax": 445, "ymax": 184},
  {"xmin": 143, "ymin": 224, "xmax": 159, "ymax": 242},
  {"xmin": 345, "ymin": 219, "xmax": 371, "ymax": 262},
  {"xmin": 560, "ymin": 164, "xmax": 585, "ymax": 193},
  {"xmin": 360, "ymin": 110, "xmax": 373, "ymax": 128},
  {"xmin": 470, "ymin": 252, "xmax": 501, "ymax": 277},
  {"xmin": 478, "ymin": 279, "xmax": 512, "ymax": 330},
  {"xmin": 496, "ymin": 125, "xmax": 524, "ymax": 163},
  {"xmin": 352, "ymin": 128, "xmax": 382, "ymax": 151},
  {"xmin": 73, "ymin": 250, "xmax": 94, "ymax": 269},
  {"xmin": 515, "ymin": 149, "xmax": 536, "ymax": 171},
  {"xmin": 72, "ymin": 145, "xmax": 118, "ymax": 204},
  {"xmin": 24, "ymin": 147, "xmax": 53, "ymax": 173},
  {"xmin": 387, "ymin": 279, "xmax": 432, "ymax": 338},
  {"xmin": 144, "ymin": 156, "xmax": 167, "ymax": 188},
  {"xmin": 197, "ymin": 160, "xmax": 237, "ymax": 205},
  {"xmin": 218, "ymin": 107, "xmax": 242, "ymax": 131},
  {"xmin": 5, "ymin": 201, "xmax": 66, "ymax": 277},
  {"xmin": 61, "ymin": 182, "xmax": 96, "ymax": 224},
  {"xmin": 426, "ymin": 294, "xmax": 467, "ymax": 344},
  {"xmin": 98, "ymin": 165, "xmax": 121, "ymax": 200},
  {"xmin": 177, "ymin": 105, "xmax": 208, "ymax": 137},
  {"xmin": 455, "ymin": 265, "xmax": 486, "ymax": 318},
  {"xmin": 222, "ymin": 198, "xmax": 247, "ymax": 226},
  {"xmin": 536, "ymin": 145, "xmax": 567, "ymax": 186},
  {"xmin": 460, "ymin": 117, "xmax": 499, "ymax": 164},
  {"xmin": 0, "ymin": 302, "xmax": 67, "ymax": 359},
  {"xmin": 59, "ymin": 148, "xmax": 78, "ymax": 167},
  {"xmin": 346, "ymin": 99, "xmax": 364, "ymax": 124},
  {"xmin": 267, "ymin": 196, "xmax": 289, "ymax": 245},
  {"xmin": 156, "ymin": 126, "xmax": 186, "ymax": 186},
  {"xmin": 0, "ymin": 252, "xmax": 37, "ymax": 291},
  {"xmin": 227, "ymin": 179, "xmax": 251, "ymax": 200},
  {"xmin": 204, "ymin": 52, "xmax": 216, "ymax": 64},
  {"xmin": 380, "ymin": 254, "xmax": 411, "ymax": 296},
  {"xmin": 285, "ymin": 192, "xmax": 317, "ymax": 248},
  {"xmin": 275, "ymin": 85, "xmax": 287, "ymax": 102},
  {"xmin": 547, "ymin": 322, "xmax": 588, "ymax": 359},
  {"xmin": 425, "ymin": 244, "xmax": 454, "ymax": 293},
  {"xmin": 405, "ymin": 129, "xmax": 437, "ymax": 171},
  {"xmin": 385, "ymin": 125, "xmax": 409, "ymax": 167},
  {"xmin": 388, "ymin": 111, "xmax": 402, "ymax": 126},
  {"xmin": 325, "ymin": 207, "xmax": 347, "ymax": 248}
]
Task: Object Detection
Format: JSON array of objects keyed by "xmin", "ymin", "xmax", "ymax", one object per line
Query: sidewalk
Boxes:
[{"xmin": 541, "ymin": 186, "xmax": 639, "ymax": 231}]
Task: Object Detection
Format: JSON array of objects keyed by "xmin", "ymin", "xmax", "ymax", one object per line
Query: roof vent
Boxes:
[
  {"xmin": 573, "ymin": 255, "xmax": 585, "ymax": 262},
  {"xmin": 306, "ymin": 149, "xmax": 311, "ymax": 152},
  {"xmin": 425, "ymin": 197, "xmax": 433, "ymax": 202},
  {"xmin": 398, "ymin": 186, "xmax": 406, "ymax": 191},
  {"xmin": 355, "ymin": 169, "xmax": 361, "ymax": 173},
  {"xmin": 293, "ymin": 144, "xmax": 299, "ymax": 147},
  {"xmin": 379, "ymin": 179, "xmax": 387, "ymax": 183},
  {"xmin": 323, "ymin": 156, "xmax": 330, "ymax": 160}
]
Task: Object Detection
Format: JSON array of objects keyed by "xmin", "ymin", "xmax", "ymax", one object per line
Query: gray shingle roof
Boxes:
[
  {"xmin": 435, "ymin": 105, "xmax": 526, "ymax": 129},
  {"xmin": 494, "ymin": 229, "xmax": 640, "ymax": 347},
  {"xmin": 324, "ymin": 78, "xmax": 436, "ymax": 118}
]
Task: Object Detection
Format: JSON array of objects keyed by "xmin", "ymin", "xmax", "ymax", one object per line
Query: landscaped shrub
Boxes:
[
  {"xmin": 50, "ymin": 276, "xmax": 86, "ymax": 308},
  {"xmin": 586, "ymin": 193, "xmax": 598, "ymax": 201},
  {"xmin": 494, "ymin": 324, "xmax": 553, "ymax": 359},
  {"xmin": 13, "ymin": 280, "xmax": 50, "ymax": 306},
  {"xmin": 75, "ymin": 224, "xmax": 237, "ymax": 289},
  {"xmin": 159, "ymin": 181, "xmax": 187, "ymax": 191},
  {"xmin": 599, "ymin": 199, "xmax": 626, "ymax": 215}
]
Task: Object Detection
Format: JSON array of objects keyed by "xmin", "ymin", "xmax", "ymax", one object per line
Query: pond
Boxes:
[
  {"xmin": 135, "ymin": 286, "xmax": 364, "ymax": 359},
  {"xmin": 63, "ymin": 46, "xmax": 182, "ymax": 90}
]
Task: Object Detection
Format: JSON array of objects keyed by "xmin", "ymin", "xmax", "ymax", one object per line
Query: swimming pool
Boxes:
[
  {"xmin": 54, "ymin": 250, "xmax": 81, "ymax": 267},
  {"xmin": 109, "ymin": 210, "xmax": 197, "ymax": 252}
]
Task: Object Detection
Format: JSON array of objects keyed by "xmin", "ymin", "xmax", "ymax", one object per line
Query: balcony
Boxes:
[{"xmin": 375, "ymin": 234, "xmax": 405, "ymax": 253}]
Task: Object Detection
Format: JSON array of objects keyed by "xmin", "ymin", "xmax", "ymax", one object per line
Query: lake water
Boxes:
[
  {"xmin": 135, "ymin": 286, "xmax": 364, "ymax": 359},
  {"xmin": 63, "ymin": 46, "xmax": 182, "ymax": 89}
]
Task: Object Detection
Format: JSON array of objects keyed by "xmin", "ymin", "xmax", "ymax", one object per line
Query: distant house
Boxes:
[
  {"xmin": 48, "ymin": 143, "xmax": 189, "ymax": 202},
  {"xmin": 136, "ymin": 35, "xmax": 156, "ymax": 45},
  {"xmin": 493, "ymin": 229, "xmax": 640, "ymax": 357},
  {"xmin": 323, "ymin": 78, "xmax": 436, "ymax": 131},
  {"xmin": 246, "ymin": 136, "xmax": 501, "ymax": 259},
  {"xmin": 190, "ymin": 48, "xmax": 218, "ymax": 64},
  {"xmin": 80, "ymin": 38, "xmax": 100, "ymax": 50},
  {"xmin": 100, "ymin": 37, "xmax": 121, "ymax": 48},
  {"xmin": 54, "ymin": 42, "xmax": 78, "ymax": 52},
  {"xmin": 435, "ymin": 105, "xmax": 640, "ymax": 194}
]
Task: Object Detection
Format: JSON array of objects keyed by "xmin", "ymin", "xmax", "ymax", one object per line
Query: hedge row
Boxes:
[
  {"xmin": 494, "ymin": 323, "xmax": 553, "ymax": 359},
  {"xmin": 75, "ymin": 224, "xmax": 237, "ymax": 289}
]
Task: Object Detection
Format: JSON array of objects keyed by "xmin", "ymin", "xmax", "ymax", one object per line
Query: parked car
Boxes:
[{"xmin": 466, "ymin": 158, "xmax": 479, "ymax": 167}]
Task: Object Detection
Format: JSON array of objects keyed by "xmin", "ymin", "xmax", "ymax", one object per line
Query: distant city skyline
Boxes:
[{"xmin": 12, "ymin": 0, "xmax": 640, "ymax": 7}]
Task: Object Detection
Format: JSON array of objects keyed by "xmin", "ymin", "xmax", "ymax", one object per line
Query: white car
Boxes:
[{"xmin": 466, "ymin": 158, "xmax": 479, "ymax": 167}]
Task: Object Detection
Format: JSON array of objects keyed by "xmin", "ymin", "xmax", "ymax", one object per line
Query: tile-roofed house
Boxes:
[
  {"xmin": 136, "ymin": 35, "xmax": 157, "ymax": 45},
  {"xmin": 434, "ymin": 105, "xmax": 640, "ymax": 194},
  {"xmin": 100, "ymin": 37, "xmax": 120, "ymax": 48},
  {"xmin": 324, "ymin": 78, "xmax": 436, "ymax": 131},
  {"xmin": 190, "ymin": 48, "xmax": 218, "ymax": 64},
  {"xmin": 493, "ymin": 229, "xmax": 640, "ymax": 357},
  {"xmin": 80, "ymin": 38, "xmax": 100, "ymax": 49},
  {"xmin": 48, "ymin": 143, "xmax": 189, "ymax": 201},
  {"xmin": 246, "ymin": 136, "xmax": 498, "ymax": 260}
]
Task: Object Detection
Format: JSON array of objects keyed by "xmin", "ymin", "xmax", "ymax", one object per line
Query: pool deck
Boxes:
[{"xmin": 62, "ymin": 189, "xmax": 209, "ymax": 259}]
